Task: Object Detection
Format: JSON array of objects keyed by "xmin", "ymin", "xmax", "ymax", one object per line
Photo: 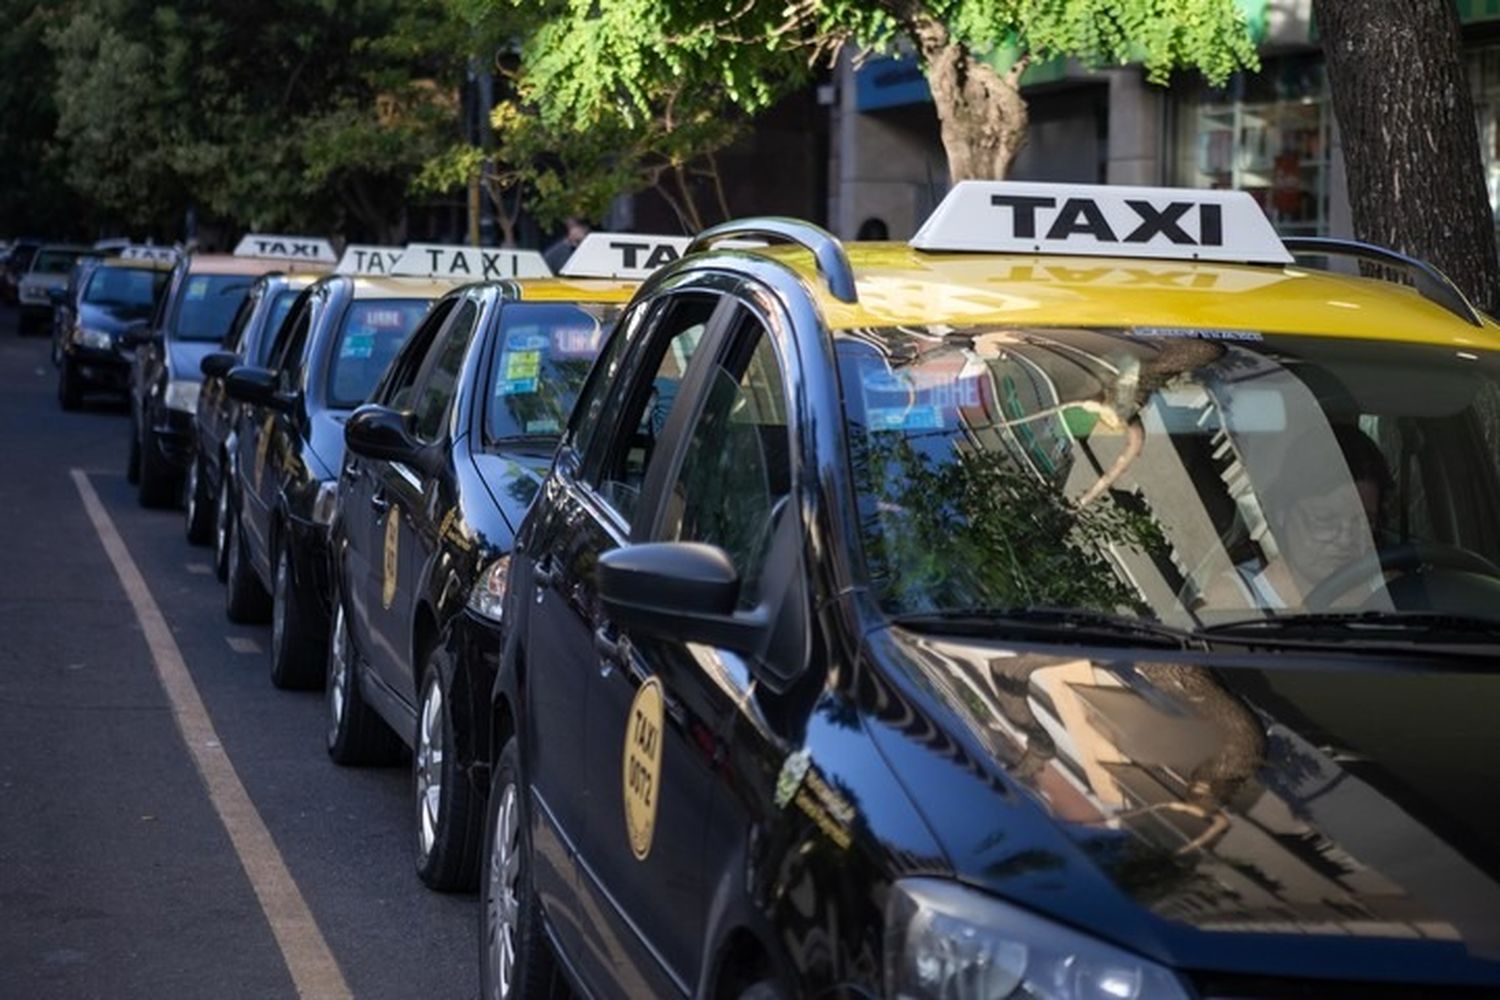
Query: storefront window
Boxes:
[{"xmin": 1184, "ymin": 56, "xmax": 1331, "ymax": 236}]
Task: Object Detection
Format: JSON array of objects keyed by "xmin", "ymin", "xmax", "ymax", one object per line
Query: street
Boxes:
[{"xmin": 0, "ymin": 304, "xmax": 477, "ymax": 999}]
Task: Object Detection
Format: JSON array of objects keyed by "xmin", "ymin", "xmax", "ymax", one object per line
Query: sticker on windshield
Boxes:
[
  {"xmin": 185, "ymin": 277, "xmax": 209, "ymax": 301},
  {"xmin": 506, "ymin": 332, "xmax": 550, "ymax": 352},
  {"xmin": 623, "ymin": 677, "xmax": 664, "ymax": 861},
  {"xmin": 497, "ymin": 376, "xmax": 538, "ymax": 396},
  {"xmin": 525, "ymin": 418, "xmax": 560, "ymax": 434},
  {"xmin": 867, "ymin": 404, "xmax": 944, "ymax": 431},
  {"xmin": 498, "ymin": 349, "xmax": 541, "ymax": 395},
  {"xmin": 341, "ymin": 333, "xmax": 375, "ymax": 359}
]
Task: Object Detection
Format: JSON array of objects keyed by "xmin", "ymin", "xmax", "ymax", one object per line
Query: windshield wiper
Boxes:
[
  {"xmin": 488, "ymin": 433, "xmax": 559, "ymax": 456},
  {"xmin": 1200, "ymin": 611, "xmax": 1500, "ymax": 646},
  {"xmin": 891, "ymin": 606, "xmax": 1203, "ymax": 650}
]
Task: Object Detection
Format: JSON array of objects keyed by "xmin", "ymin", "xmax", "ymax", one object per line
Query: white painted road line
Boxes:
[
  {"xmin": 186, "ymin": 562, "xmax": 213, "ymax": 575},
  {"xmin": 71, "ymin": 469, "xmax": 351, "ymax": 1000},
  {"xmin": 226, "ymin": 636, "xmax": 263, "ymax": 655}
]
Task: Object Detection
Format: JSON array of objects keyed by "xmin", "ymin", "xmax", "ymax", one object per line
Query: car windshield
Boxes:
[
  {"xmin": 171, "ymin": 273, "xmax": 254, "ymax": 341},
  {"xmin": 485, "ymin": 302, "xmax": 617, "ymax": 443},
  {"xmin": 82, "ymin": 265, "xmax": 168, "ymax": 310},
  {"xmin": 836, "ymin": 325, "xmax": 1500, "ymax": 632},
  {"xmin": 326, "ymin": 298, "xmax": 432, "ymax": 407},
  {"xmin": 254, "ymin": 288, "xmax": 303, "ymax": 366},
  {"xmin": 33, "ymin": 249, "xmax": 82, "ymax": 274}
]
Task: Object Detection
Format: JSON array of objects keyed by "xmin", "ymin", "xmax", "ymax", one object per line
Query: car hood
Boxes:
[
  {"xmin": 861, "ymin": 626, "xmax": 1500, "ymax": 986},
  {"xmin": 470, "ymin": 451, "xmax": 549, "ymax": 534},
  {"xmin": 166, "ymin": 340, "xmax": 219, "ymax": 384},
  {"xmin": 78, "ymin": 301, "xmax": 154, "ymax": 330}
]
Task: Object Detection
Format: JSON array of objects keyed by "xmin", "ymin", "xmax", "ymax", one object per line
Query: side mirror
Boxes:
[
  {"xmin": 597, "ymin": 543, "xmax": 767, "ymax": 655},
  {"xmin": 200, "ymin": 351, "xmax": 239, "ymax": 379},
  {"xmin": 344, "ymin": 404, "xmax": 444, "ymax": 477},
  {"xmin": 224, "ymin": 366, "xmax": 293, "ymax": 413}
]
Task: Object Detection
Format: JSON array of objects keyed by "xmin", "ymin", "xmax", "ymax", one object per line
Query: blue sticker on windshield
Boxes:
[
  {"xmin": 341, "ymin": 333, "xmax": 375, "ymax": 359},
  {"xmin": 497, "ymin": 376, "xmax": 538, "ymax": 396},
  {"xmin": 867, "ymin": 404, "xmax": 944, "ymax": 431},
  {"xmin": 506, "ymin": 332, "xmax": 549, "ymax": 352}
]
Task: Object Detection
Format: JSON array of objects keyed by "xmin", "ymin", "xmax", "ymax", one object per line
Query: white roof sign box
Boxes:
[
  {"xmin": 118, "ymin": 245, "xmax": 179, "ymax": 264},
  {"xmin": 911, "ymin": 181, "xmax": 1293, "ymax": 265},
  {"xmin": 233, "ymin": 234, "xmax": 338, "ymax": 264},
  {"xmin": 335, "ymin": 244, "xmax": 405, "ymax": 276},
  {"xmin": 392, "ymin": 244, "xmax": 552, "ymax": 280},
  {"xmin": 560, "ymin": 233, "xmax": 691, "ymax": 280}
]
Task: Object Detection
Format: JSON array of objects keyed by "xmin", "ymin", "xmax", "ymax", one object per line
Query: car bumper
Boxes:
[{"xmin": 63, "ymin": 345, "xmax": 132, "ymax": 389}]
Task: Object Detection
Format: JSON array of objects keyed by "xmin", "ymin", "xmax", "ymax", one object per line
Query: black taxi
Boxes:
[
  {"xmin": 482, "ymin": 183, "xmax": 1500, "ymax": 999},
  {"xmin": 54, "ymin": 248, "xmax": 174, "ymax": 409},
  {"xmin": 326, "ymin": 235, "xmax": 658, "ymax": 892},
  {"xmin": 220, "ymin": 246, "xmax": 458, "ymax": 690}
]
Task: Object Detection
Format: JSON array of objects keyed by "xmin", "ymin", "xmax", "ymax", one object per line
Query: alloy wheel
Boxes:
[
  {"xmin": 272, "ymin": 552, "xmax": 288, "ymax": 659},
  {"xmin": 484, "ymin": 779, "xmax": 520, "ymax": 997},
  {"xmin": 185, "ymin": 460, "xmax": 199, "ymax": 526},
  {"xmin": 415, "ymin": 676, "xmax": 445, "ymax": 860},
  {"xmin": 326, "ymin": 606, "xmax": 349, "ymax": 748},
  {"xmin": 215, "ymin": 481, "xmax": 230, "ymax": 565}
]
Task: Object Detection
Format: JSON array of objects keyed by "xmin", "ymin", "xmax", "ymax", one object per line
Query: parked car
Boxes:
[
  {"xmin": 17, "ymin": 244, "xmax": 95, "ymax": 335},
  {"xmin": 55, "ymin": 253, "xmax": 173, "ymax": 409}
]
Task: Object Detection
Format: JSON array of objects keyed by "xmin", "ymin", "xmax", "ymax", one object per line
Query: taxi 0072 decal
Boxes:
[
  {"xmin": 622, "ymin": 677, "xmax": 664, "ymax": 861},
  {"xmin": 382, "ymin": 507, "xmax": 399, "ymax": 610}
]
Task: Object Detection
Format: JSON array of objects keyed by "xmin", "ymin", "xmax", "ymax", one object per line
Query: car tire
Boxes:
[
  {"xmin": 213, "ymin": 472, "xmax": 233, "ymax": 582},
  {"xmin": 57, "ymin": 360, "xmax": 82, "ymax": 411},
  {"xmin": 269, "ymin": 541, "xmax": 325, "ymax": 690},
  {"xmin": 137, "ymin": 424, "xmax": 178, "ymax": 508},
  {"xmin": 184, "ymin": 453, "xmax": 214, "ymax": 545},
  {"xmin": 126, "ymin": 414, "xmax": 141, "ymax": 485},
  {"xmin": 325, "ymin": 596, "xmax": 403, "ymax": 766},
  {"xmin": 224, "ymin": 509, "xmax": 271, "ymax": 624},
  {"xmin": 480, "ymin": 737, "xmax": 557, "ymax": 1000},
  {"xmin": 414, "ymin": 652, "xmax": 484, "ymax": 891}
]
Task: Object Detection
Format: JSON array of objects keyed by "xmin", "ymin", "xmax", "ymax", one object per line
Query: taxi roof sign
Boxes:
[
  {"xmin": 232, "ymin": 233, "xmax": 338, "ymax": 264},
  {"xmin": 560, "ymin": 233, "xmax": 690, "ymax": 280},
  {"xmin": 335, "ymin": 244, "xmax": 405, "ymax": 276},
  {"xmin": 117, "ymin": 245, "xmax": 179, "ymax": 264},
  {"xmin": 911, "ymin": 181, "xmax": 1293, "ymax": 265},
  {"xmin": 392, "ymin": 243, "xmax": 551, "ymax": 280}
]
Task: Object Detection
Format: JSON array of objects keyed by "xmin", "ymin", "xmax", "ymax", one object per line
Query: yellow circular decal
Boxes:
[
  {"xmin": 382, "ymin": 508, "xmax": 399, "ymax": 609},
  {"xmin": 253, "ymin": 414, "xmax": 274, "ymax": 490},
  {"xmin": 622, "ymin": 677, "xmax": 664, "ymax": 861}
]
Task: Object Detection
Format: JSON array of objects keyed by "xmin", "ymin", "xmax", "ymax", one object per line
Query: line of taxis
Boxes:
[{"xmin": 61, "ymin": 183, "xmax": 1500, "ymax": 998}]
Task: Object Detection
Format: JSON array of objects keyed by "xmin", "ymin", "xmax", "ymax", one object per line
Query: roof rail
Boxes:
[
  {"xmin": 688, "ymin": 218, "xmax": 858, "ymax": 303},
  {"xmin": 1283, "ymin": 237, "xmax": 1483, "ymax": 328}
]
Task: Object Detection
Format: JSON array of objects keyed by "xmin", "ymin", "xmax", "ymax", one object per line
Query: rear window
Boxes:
[
  {"xmin": 485, "ymin": 303, "xmax": 616, "ymax": 443},
  {"xmin": 172, "ymin": 274, "xmax": 255, "ymax": 341},
  {"xmin": 33, "ymin": 249, "xmax": 83, "ymax": 274},
  {"xmin": 325, "ymin": 299, "xmax": 432, "ymax": 407},
  {"xmin": 83, "ymin": 265, "xmax": 169, "ymax": 310}
]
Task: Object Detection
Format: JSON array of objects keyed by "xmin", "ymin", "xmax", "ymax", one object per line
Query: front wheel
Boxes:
[
  {"xmin": 224, "ymin": 509, "xmax": 271, "ymax": 624},
  {"xmin": 57, "ymin": 359, "xmax": 82, "ymax": 410},
  {"xmin": 480, "ymin": 737, "xmax": 558, "ymax": 1000},
  {"xmin": 269, "ymin": 542, "xmax": 325, "ymax": 690},
  {"xmin": 326, "ymin": 598, "xmax": 404, "ymax": 766},
  {"xmin": 184, "ymin": 453, "xmax": 214, "ymax": 544},
  {"xmin": 213, "ymin": 471, "xmax": 232, "ymax": 581},
  {"xmin": 414, "ymin": 655, "xmax": 484, "ymax": 891},
  {"xmin": 137, "ymin": 424, "xmax": 178, "ymax": 508}
]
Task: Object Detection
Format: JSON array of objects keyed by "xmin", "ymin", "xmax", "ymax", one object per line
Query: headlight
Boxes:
[
  {"xmin": 311, "ymin": 480, "xmax": 339, "ymax": 526},
  {"xmin": 72, "ymin": 326, "xmax": 113, "ymax": 350},
  {"xmin": 884, "ymin": 879, "xmax": 1188, "ymax": 1000},
  {"xmin": 466, "ymin": 554, "xmax": 511, "ymax": 622},
  {"xmin": 163, "ymin": 379, "xmax": 201, "ymax": 412}
]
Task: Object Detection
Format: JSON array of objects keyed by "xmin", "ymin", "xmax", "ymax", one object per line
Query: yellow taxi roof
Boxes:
[
  {"xmin": 746, "ymin": 243, "xmax": 1500, "ymax": 349},
  {"xmin": 102, "ymin": 257, "xmax": 175, "ymax": 273},
  {"xmin": 187, "ymin": 253, "xmax": 333, "ymax": 277},
  {"xmin": 504, "ymin": 276, "xmax": 638, "ymax": 303}
]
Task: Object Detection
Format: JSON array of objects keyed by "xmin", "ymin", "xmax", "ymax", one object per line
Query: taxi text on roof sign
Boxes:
[
  {"xmin": 911, "ymin": 181, "xmax": 1294, "ymax": 265},
  {"xmin": 118, "ymin": 245, "xmax": 178, "ymax": 263},
  {"xmin": 232, "ymin": 234, "xmax": 338, "ymax": 264},
  {"xmin": 335, "ymin": 244, "xmax": 405, "ymax": 276},
  {"xmin": 560, "ymin": 233, "xmax": 690, "ymax": 280},
  {"xmin": 393, "ymin": 243, "xmax": 551, "ymax": 280}
]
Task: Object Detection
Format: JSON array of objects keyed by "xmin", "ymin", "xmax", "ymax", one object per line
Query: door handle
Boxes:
[
  {"xmin": 370, "ymin": 491, "xmax": 390, "ymax": 514},
  {"xmin": 533, "ymin": 557, "xmax": 557, "ymax": 590},
  {"xmin": 593, "ymin": 626, "xmax": 629, "ymax": 676}
]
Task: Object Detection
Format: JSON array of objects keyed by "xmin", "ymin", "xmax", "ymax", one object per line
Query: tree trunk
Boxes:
[
  {"xmin": 1315, "ymin": 0, "xmax": 1500, "ymax": 314},
  {"xmin": 908, "ymin": 13, "xmax": 1028, "ymax": 181}
]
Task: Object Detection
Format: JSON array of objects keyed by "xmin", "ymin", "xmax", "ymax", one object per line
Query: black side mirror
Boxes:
[
  {"xmin": 200, "ymin": 351, "xmax": 239, "ymax": 379},
  {"xmin": 344, "ymin": 404, "xmax": 444, "ymax": 477},
  {"xmin": 597, "ymin": 543, "xmax": 767, "ymax": 655},
  {"xmin": 224, "ymin": 366, "xmax": 293, "ymax": 413}
]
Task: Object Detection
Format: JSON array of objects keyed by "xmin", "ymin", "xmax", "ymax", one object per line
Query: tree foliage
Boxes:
[{"xmin": 502, "ymin": 0, "xmax": 1260, "ymax": 181}]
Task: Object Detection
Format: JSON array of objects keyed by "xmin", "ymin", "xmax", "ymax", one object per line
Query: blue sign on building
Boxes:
[{"xmin": 854, "ymin": 55, "xmax": 932, "ymax": 111}]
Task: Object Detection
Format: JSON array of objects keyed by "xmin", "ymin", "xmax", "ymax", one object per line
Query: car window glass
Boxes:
[
  {"xmin": 172, "ymin": 273, "xmax": 255, "ymax": 342},
  {"xmin": 326, "ymin": 299, "xmax": 433, "ymax": 408},
  {"xmin": 223, "ymin": 287, "xmax": 260, "ymax": 353},
  {"xmin": 660, "ymin": 311, "xmax": 792, "ymax": 609},
  {"xmin": 82, "ymin": 265, "xmax": 167, "ymax": 312},
  {"xmin": 271, "ymin": 304, "xmax": 313, "ymax": 393},
  {"xmin": 594, "ymin": 295, "xmax": 717, "ymax": 524},
  {"xmin": 254, "ymin": 289, "xmax": 303, "ymax": 365},
  {"xmin": 485, "ymin": 303, "xmax": 616, "ymax": 444},
  {"xmin": 382, "ymin": 298, "xmax": 458, "ymax": 410},
  {"xmin": 409, "ymin": 300, "xmax": 480, "ymax": 442},
  {"xmin": 569, "ymin": 303, "xmax": 646, "ymax": 459}
]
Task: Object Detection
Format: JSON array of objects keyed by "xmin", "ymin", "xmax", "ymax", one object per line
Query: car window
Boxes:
[
  {"xmin": 223, "ymin": 287, "xmax": 261, "ymax": 353},
  {"xmin": 485, "ymin": 302, "xmax": 616, "ymax": 444},
  {"xmin": 380, "ymin": 297, "xmax": 458, "ymax": 411},
  {"xmin": 254, "ymin": 289, "xmax": 303, "ymax": 365},
  {"xmin": 171, "ymin": 273, "xmax": 254, "ymax": 341},
  {"xmin": 82, "ymin": 265, "xmax": 167, "ymax": 310},
  {"xmin": 658, "ymin": 310, "xmax": 792, "ymax": 609},
  {"xmin": 593, "ymin": 294, "xmax": 717, "ymax": 525},
  {"xmin": 325, "ymin": 299, "xmax": 433, "ymax": 408},
  {"xmin": 33, "ymin": 249, "xmax": 80, "ymax": 273},
  {"xmin": 270, "ymin": 303, "xmax": 313, "ymax": 393},
  {"xmin": 409, "ymin": 300, "xmax": 480, "ymax": 442},
  {"xmin": 568, "ymin": 303, "xmax": 645, "ymax": 459}
]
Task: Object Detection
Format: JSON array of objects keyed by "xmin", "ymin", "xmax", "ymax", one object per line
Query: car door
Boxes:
[
  {"xmin": 582, "ymin": 301, "xmax": 799, "ymax": 996},
  {"xmin": 524, "ymin": 289, "xmax": 729, "ymax": 997},
  {"xmin": 364, "ymin": 297, "xmax": 482, "ymax": 706},
  {"xmin": 342, "ymin": 297, "xmax": 458, "ymax": 672}
]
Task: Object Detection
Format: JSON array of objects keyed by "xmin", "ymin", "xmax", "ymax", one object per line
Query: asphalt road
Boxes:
[{"xmin": 0, "ymin": 305, "xmax": 478, "ymax": 999}]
